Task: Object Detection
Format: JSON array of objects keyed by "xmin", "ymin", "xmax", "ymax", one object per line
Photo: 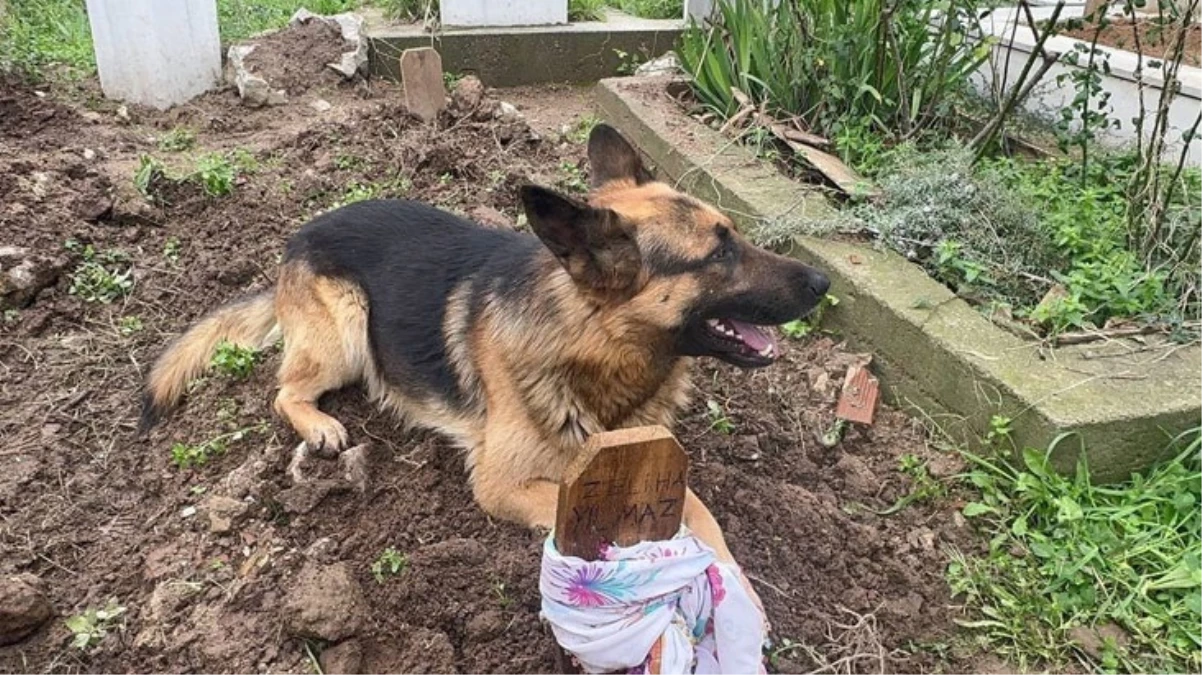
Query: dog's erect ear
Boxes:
[
  {"xmin": 520, "ymin": 185, "xmax": 641, "ymax": 298},
  {"xmin": 587, "ymin": 123, "xmax": 654, "ymax": 188}
]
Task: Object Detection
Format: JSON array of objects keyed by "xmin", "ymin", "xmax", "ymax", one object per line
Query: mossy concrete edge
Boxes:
[{"xmin": 596, "ymin": 76, "xmax": 1201, "ymax": 481}]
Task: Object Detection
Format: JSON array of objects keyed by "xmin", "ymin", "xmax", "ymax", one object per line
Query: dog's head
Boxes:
[{"xmin": 521, "ymin": 123, "xmax": 829, "ymax": 369}]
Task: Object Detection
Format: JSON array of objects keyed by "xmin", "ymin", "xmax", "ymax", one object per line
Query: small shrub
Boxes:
[
  {"xmin": 371, "ymin": 547, "xmax": 409, "ymax": 583},
  {"xmin": 210, "ymin": 340, "xmax": 259, "ymax": 379},
  {"xmin": 134, "ymin": 154, "xmax": 167, "ymax": 200},
  {"xmin": 65, "ymin": 599, "xmax": 126, "ymax": 651}
]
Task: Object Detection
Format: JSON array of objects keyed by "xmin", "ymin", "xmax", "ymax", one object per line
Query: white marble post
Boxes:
[
  {"xmin": 85, "ymin": 0, "xmax": 222, "ymax": 110},
  {"xmin": 440, "ymin": 0, "xmax": 567, "ymax": 27}
]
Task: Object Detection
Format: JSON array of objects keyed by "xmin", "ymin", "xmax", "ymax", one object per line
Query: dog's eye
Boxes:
[{"xmin": 707, "ymin": 245, "xmax": 730, "ymax": 263}]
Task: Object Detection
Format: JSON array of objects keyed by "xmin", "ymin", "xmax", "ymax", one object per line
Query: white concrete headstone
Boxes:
[
  {"xmin": 85, "ymin": 0, "xmax": 222, "ymax": 110},
  {"xmin": 440, "ymin": 0, "xmax": 567, "ymax": 27}
]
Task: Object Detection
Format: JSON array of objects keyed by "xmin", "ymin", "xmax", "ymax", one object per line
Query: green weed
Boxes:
[
  {"xmin": 876, "ymin": 453, "xmax": 947, "ymax": 515},
  {"xmin": 3, "ymin": 309, "xmax": 20, "ymax": 325},
  {"xmin": 192, "ymin": 152, "xmax": 239, "ymax": 197},
  {"xmin": 950, "ymin": 430, "xmax": 1202, "ymax": 673},
  {"xmin": 781, "ymin": 293, "xmax": 838, "ymax": 339},
  {"xmin": 134, "ymin": 154, "xmax": 167, "ymax": 201},
  {"xmin": 66, "ymin": 240, "xmax": 133, "ymax": 304},
  {"xmin": 330, "ymin": 182, "xmax": 378, "ymax": 209},
  {"xmin": 171, "ymin": 423, "xmax": 265, "ymax": 470},
  {"xmin": 163, "ymin": 236, "xmax": 182, "ymax": 265},
  {"xmin": 706, "ymin": 399, "xmax": 735, "ymax": 435},
  {"xmin": 210, "ymin": 340, "xmax": 259, "ymax": 379},
  {"xmin": 117, "ymin": 315, "xmax": 144, "ymax": 335},
  {"xmin": 614, "ymin": 0, "xmax": 679, "ymax": 19},
  {"xmin": 558, "ymin": 161, "xmax": 588, "ymax": 193},
  {"xmin": 158, "ymin": 127, "xmax": 197, "ymax": 152},
  {"xmin": 377, "ymin": 0, "xmax": 437, "ymax": 22},
  {"xmin": 65, "ymin": 599, "xmax": 126, "ymax": 650},
  {"xmin": 567, "ymin": 115, "xmax": 601, "ymax": 144},
  {"xmin": 370, "ymin": 547, "xmax": 409, "ymax": 583}
]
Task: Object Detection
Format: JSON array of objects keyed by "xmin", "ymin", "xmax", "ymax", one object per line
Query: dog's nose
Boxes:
[{"xmin": 808, "ymin": 271, "xmax": 830, "ymax": 298}]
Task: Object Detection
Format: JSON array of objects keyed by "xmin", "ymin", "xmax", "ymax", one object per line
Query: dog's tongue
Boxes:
[{"xmin": 729, "ymin": 320, "xmax": 778, "ymax": 352}]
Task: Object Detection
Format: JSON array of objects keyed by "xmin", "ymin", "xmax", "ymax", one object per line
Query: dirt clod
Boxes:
[
  {"xmin": 451, "ymin": 75, "xmax": 486, "ymax": 112},
  {"xmin": 0, "ymin": 246, "xmax": 69, "ymax": 309},
  {"xmin": 0, "ymin": 574, "xmax": 53, "ymax": 646},
  {"xmin": 285, "ymin": 562, "xmax": 366, "ymax": 642},
  {"xmin": 320, "ymin": 639, "xmax": 364, "ymax": 674},
  {"xmin": 201, "ymin": 495, "xmax": 248, "ymax": 534}
]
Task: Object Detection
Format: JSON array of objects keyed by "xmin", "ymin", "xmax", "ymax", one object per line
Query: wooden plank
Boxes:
[
  {"xmin": 835, "ymin": 364, "xmax": 879, "ymax": 426},
  {"xmin": 399, "ymin": 47, "xmax": 446, "ymax": 122},
  {"xmin": 551, "ymin": 426, "xmax": 689, "ymax": 673}
]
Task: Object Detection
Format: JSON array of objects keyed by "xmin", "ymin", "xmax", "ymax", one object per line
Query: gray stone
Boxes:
[
  {"xmin": 635, "ymin": 51, "xmax": 681, "ymax": 77},
  {"xmin": 0, "ymin": 574, "xmax": 53, "ymax": 646},
  {"xmin": 0, "ymin": 245, "xmax": 69, "ymax": 310},
  {"xmin": 226, "ymin": 45, "xmax": 287, "ymax": 108}
]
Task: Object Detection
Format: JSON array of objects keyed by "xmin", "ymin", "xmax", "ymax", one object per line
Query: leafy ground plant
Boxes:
[
  {"xmin": 171, "ymin": 423, "xmax": 266, "ymax": 470},
  {"xmin": 65, "ymin": 599, "xmax": 126, "ymax": 650},
  {"xmin": 950, "ymin": 430, "xmax": 1201, "ymax": 673},
  {"xmin": 371, "ymin": 547, "xmax": 409, "ymax": 583},
  {"xmin": 210, "ymin": 340, "xmax": 259, "ymax": 379},
  {"xmin": 65, "ymin": 240, "xmax": 134, "ymax": 304}
]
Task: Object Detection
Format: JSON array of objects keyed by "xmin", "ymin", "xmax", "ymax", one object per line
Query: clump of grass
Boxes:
[
  {"xmin": 65, "ymin": 240, "xmax": 133, "ymax": 304},
  {"xmin": 211, "ymin": 340, "xmax": 259, "ymax": 379},
  {"xmin": 134, "ymin": 154, "xmax": 168, "ymax": 201},
  {"xmin": 614, "ymin": 0, "xmax": 679, "ymax": 19},
  {"xmin": 117, "ymin": 315, "xmax": 144, "ymax": 335},
  {"xmin": 568, "ymin": 0, "xmax": 606, "ymax": 22},
  {"xmin": 162, "ymin": 236, "xmax": 183, "ymax": 265},
  {"xmin": 781, "ymin": 293, "xmax": 838, "ymax": 339},
  {"xmin": 377, "ymin": 0, "xmax": 437, "ymax": 22},
  {"xmin": 0, "ymin": 0, "xmax": 94, "ymax": 80},
  {"xmin": 950, "ymin": 430, "xmax": 1202, "ymax": 673},
  {"xmin": 370, "ymin": 547, "xmax": 409, "ymax": 583},
  {"xmin": 65, "ymin": 599, "xmax": 126, "ymax": 651},
  {"xmin": 566, "ymin": 115, "xmax": 601, "ymax": 144},
  {"xmin": 218, "ymin": 0, "xmax": 363, "ymax": 43}
]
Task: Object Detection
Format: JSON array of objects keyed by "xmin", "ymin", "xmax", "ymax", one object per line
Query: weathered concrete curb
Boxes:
[
  {"xmin": 366, "ymin": 13, "xmax": 682, "ymax": 87},
  {"xmin": 597, "ymin": 76, "xmax": 1201, "ymax": 481}
]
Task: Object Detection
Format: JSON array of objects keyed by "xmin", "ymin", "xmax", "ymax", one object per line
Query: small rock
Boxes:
[
  {"xmin": 450, "ymin": 75, "xmax": 485, "ymax": 111},
  {"xmin": 226, "ymin": 45, "xmax": 288, "ymax": 108},
  {"xmin": 634, "ymin": 51, "xmax": 682, "ymax": 77},
  {"xmin": 309, "ymin": 98, "xmax": 333, "ymax": 113},
  {"xmin": 320, "ymin": 639, "xmax": 364, "ymax": 674},
  {"xmin": 884, "ymin": 591, "xmax": 924, "ymax": 618},
  {"xmin": 496, "ymin": 101, "xmax": 519, "ymax": 120},
  {"xmin": 201, "ymin": 495, "xmax": 248, "ymax": 534},
  {"xmin": 82, "ymin": 148, "xmax": 96, "ymax": 161},
  {"xmin": 284, "ymin": 562, "xmax": 366, "ymax": 642},
  {"xmin": 468, "ymin": 205, "xmax": 514, "ymax": 230},
  {"xmin": 277, "ymin": 479, "xmax": 349, "ymax": 514},
  {"xmin": 0, "ymin": 245, "xmax": 70, "ymax": 310},
  {"xmin": 304, "ymin": 536, "xmax": 339, "ymax": 563},
  {"xmin": 0, "ymin": 574, "xmax": 53, "ymax": 646},
  {"xmin": 80, "ymin": 111, "xmax": 102, "ymax": 123},
  {"xmin": 116, "ymin": 105, "xmax": 130, "ymax": 121}
]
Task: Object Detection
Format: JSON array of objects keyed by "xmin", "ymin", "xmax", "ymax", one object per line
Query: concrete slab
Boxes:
[
  {"xmin": 366, "ymin": 11, "xmax": 683, "ymax": 86},
  {"xmin": 597, "ymin": 76, "xmax": 1201, "ymax": 481}
]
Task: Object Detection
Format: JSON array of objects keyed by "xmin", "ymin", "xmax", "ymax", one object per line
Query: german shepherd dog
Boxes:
[{"xmin": 140, "ymin": 124, "xmax": 829, "ymax": 566}]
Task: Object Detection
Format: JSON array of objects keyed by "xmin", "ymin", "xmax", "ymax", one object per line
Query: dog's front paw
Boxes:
[{"xmin": 302, "ymin": 417, "xmax": 350, "ymax": 458}]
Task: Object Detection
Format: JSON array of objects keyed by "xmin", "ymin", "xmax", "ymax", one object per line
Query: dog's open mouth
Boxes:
[{"xmin": 704, "ymin": 318, "xmax": 780, "ymax": 364}]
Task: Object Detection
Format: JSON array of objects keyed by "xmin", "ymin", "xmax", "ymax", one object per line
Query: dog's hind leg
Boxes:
[{"xmin": 272, "ymin": 263, "xmax": 367, "ymax": 457}]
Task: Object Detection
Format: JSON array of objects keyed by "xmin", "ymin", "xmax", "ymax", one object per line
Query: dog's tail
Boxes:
[{"xmin": 139, "ymin": 292, "xmax": 278, "ymax": 435}]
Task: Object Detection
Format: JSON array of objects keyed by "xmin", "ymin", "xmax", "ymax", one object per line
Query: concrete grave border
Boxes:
[{"xmin": 597, "ymin": 76, "xmax": 1200, "ymax": 481}]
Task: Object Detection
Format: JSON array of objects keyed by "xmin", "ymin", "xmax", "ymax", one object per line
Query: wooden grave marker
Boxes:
[
  {"xmin": 399, "ymin": 47, "xmax": 446, "ymax": 122},
  {"xmin": 551, "ymin": 425, "xmax": 689, "ymax": 673}
]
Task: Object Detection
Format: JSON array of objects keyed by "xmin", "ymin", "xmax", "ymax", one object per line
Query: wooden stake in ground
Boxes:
[
  {"xmin": 551, "ymin": 426, "xmax": 688, "ymax": 673},
  {"xmin": 399, "ymin": 47, "xmax": 446, "ymax": 122}
]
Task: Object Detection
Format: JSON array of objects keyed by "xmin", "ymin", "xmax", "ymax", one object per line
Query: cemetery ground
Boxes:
[
  {"xmin": 2, "ymin": 8, "xmax": 1200, "ymax": 675},
  {"xmin": 0, "ymin": 49, "xmax": 982, "ymax": 674}
]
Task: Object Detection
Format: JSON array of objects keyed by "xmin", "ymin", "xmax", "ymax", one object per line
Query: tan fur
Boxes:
[{"xmin": 143, "ymin": 293, "xmax": 278, "ymax": 414}]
